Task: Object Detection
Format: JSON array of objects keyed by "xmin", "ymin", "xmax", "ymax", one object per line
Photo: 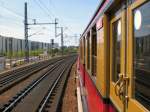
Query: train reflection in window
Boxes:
[
  {"xmin": 112, "ymin": 20, "xmax": 121, "ymax": 82},
  {"xmin": 134, "ymin": 1, "xmax": 150, "ymax": 110}
]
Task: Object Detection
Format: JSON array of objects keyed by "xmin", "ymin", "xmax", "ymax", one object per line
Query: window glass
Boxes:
[
  {"xmin": 112, "ymin": 20, "xmax": 121, "ymax": 82},
  {"xmin": 92, "ymin": 27, "xmax": 97, "ymax": 76},
  {"xmin": 87, "ymin": 35, "xmax": 90, "ymax": 69},
  {"xmin": 134, "ymin": 1, "xmax": 150, "ymax": 110}
]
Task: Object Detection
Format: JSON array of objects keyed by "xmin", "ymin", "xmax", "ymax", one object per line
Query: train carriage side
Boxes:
[
  {"xmin": 78, "ymin": 0, "xmax": 115, "ymax": 112},
  {"xmin": 78, "ymin": 0, "xmax": 150, "ymax": 112}
]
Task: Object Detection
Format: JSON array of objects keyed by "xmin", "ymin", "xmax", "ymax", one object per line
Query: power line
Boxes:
[
  {"xmin": 35, "ymin": 0, "xmax": 78, "ymax": 47},
  {"xmin": 45, "ymin": 0, "xmax": 75, "ymax": 35},
  {"xmin": 0, "ymin": 4, "xmax": 33, "ymax": 20},
  {"xmin": 0, "ymin": 5, "xmax": 24, "ymax": 19},
  {"xmin": 34, "ymin": 0, "xmax": 75, "ymax": 37},
  {"xmin": 38, "ymin": 0, "xmax": 50, "ymax": 14},
  {"xmin": 47, "ymin": 0, "xmax": 56, "ymax": 15},
  {"xmin": 38, "ymin": 0, "xmax": 55, "ymax": 17},
  {"xmin": 48, "ymin": 0, "xmax": 52, "ymax": 9},
  {"xmin": 34, "ymin": 0, "xmax": 53, "ymax": 20},
  {"xmin": 0, "ymin": 17, "xmax": 23, "ymax": 27}
]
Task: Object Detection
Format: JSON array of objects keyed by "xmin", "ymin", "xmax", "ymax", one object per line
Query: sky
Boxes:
[{"xmin": 0, "ymin": 0, "xmax": 100, "ymax": 46}]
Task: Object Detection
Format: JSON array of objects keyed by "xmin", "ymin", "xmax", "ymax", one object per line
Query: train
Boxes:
[
  {"xmin": 0, "ymin": 35, "xmax": 59, "ymax": 56},
  {"xmin": 77, "ymin": 0, "xmax": 150, "ymax": 112}
]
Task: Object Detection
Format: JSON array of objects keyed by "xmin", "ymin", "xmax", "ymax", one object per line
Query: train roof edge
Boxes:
[{"xmin": 80, "ymin": 0, "xmax": 114, "ymax": 40}]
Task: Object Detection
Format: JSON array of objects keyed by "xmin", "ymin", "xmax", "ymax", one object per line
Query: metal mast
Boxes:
[{"xmin": 24, "ymin": 2, "xmax": 29, "ymax": 62}]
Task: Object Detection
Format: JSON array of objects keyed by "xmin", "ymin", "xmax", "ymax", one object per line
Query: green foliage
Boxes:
[
  {"xmin": 63, "ymin": 46, "xmax": 78, "ymax": 55},
  {"xmin": 0, "ymin": 47, "xmax": 78, "ymax": 58},
  {"xmin": 1, "ymin": 49, "xmax": 44, "ymax": 58},
  {"xmin": 29, "ymin": 49, "xmax": 44, "ymax": 56}
]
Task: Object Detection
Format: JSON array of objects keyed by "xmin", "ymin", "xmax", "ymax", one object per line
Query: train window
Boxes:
[
  {"xmin": 112, "ymin": 20, "xmax": 121, "ymax": 82},
  {"xmin": 87, "ymin": 34, "xmax": 90, "ymax": 70},
  {"xmin": 134, "ymin": 1, "xmax": 150, "ymax": 110},
  {"xmin": 80, "ymin": 41, "xmax": 82, "ymax": 60},
  {"xmin": 83, "ymin": 37, "xmax": 85, "ymax": 63},
  {"xmin": 81, "ymin": 40, "xmax": 83, "ymax": 61},
  {"xmin": 80, "ymin": 42, "xmax": 81, "ymax": 58},
  {"xmin": 91, "ymin": 26, "xmax": 97, "ymax": 76}
]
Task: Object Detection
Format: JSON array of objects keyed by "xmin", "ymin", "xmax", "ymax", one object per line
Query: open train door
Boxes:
[{"xmin": 127, "ymin": 0, "xmax": 150, "ymax": 111}]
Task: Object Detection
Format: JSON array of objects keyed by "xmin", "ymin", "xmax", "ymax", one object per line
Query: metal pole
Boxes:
[
  {"xmin": 24, "ymin": 2, "xmax": 29, "ymax": 63},
  {"xmin": 55, "ymin": 18, "xmax": 57, "ymax": 38}
]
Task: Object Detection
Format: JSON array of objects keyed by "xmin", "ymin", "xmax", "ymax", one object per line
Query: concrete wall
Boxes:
[{"xmin": 0, "ymin": 35, "xmax": 59, "ymax": 55}]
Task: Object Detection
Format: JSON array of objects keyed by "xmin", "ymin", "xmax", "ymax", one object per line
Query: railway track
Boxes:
[
  {"xmin": 38, "ymin": 57, "xmax": 75, "ymax": 112},
  {"xmin": 0, "ymin": 55, "xmax": 77, "ymax": 112},
  {"xmin": 0, "ymin": 57, "xmax": 64, "ymax": 94},
  {"xmin": 0, "ymin": 60, "xmax": 49, "ymax": 79},
  {"xmin": 0, "ymin": 57, "xmax": 65, "ymax": 81}
]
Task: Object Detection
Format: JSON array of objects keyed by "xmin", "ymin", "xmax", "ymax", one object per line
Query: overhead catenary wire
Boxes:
[
  {"xmin": 0, "ymin": 4, "xmax": 33, "ymax": 20},
  {"xmin": 33, "ymin": 0, "xmax": 76, "ymax": 41},
  {"xmin": 0, "ymin": 19, "xmax": 23, "ymax": 27},
  {"xmin": 46, "ymin": 0, "xmax": 75, "ymax": 35},
  {"xmin": 33, "ymin": 0, "xmax": 53, "ymax": 21},
  {"xmin": 0, "ymin": 4, "xmax": 24, "ymax": 36},
  {"xmin": 0, "ymin": 0, "xmax": 56, "ymax": 45},
  {"xmin": 0, "ymin": 5, "xmax": 23, "ymax": 19},
  {"xmin": 38, "ymin": 0, "xmax": 55, "ymax": 17}
]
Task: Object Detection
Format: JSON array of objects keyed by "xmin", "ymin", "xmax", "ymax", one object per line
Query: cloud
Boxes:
[{"xmin": 0, "ymin": 25, "xmax": 23, "ymax": 38}]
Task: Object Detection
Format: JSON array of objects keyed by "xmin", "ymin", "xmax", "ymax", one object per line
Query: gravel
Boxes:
[{"xmin": 61, "ymin": 63, "xmax": 78, "ymax": 112}]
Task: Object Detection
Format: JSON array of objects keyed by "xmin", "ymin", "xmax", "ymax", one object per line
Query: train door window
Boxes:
[
  {"xmin": 133, "ymin": 1, "xmax": 150, "ymax": 110},
  {"xmin": 91, "ymin": 26, "xmax": 97, "ymax": 76},
  {"xmin": 112, "ymin": 20, "xmax": 121, "ymax": 82}
]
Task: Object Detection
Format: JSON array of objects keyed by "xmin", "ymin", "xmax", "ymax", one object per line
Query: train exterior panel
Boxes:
[
  {"xmin": 78, "ymin": 0, "xmax": 150, "ymax": 112},
  {"xmin": 78, "ymin": 59, "xmax": 115, "ymax": 112}
]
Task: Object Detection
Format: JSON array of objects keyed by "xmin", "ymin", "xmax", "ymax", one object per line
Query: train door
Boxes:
[
  {"xmin": 110, "ymin": 10, "xmax": 126, "ymax": 112},
  {"xmin": 127, "ymin": 0, "xmax": 150, "ymax": 111},
  {"xmin": 110, "ymin": 0, "xmax": 150, "ymax": 112}
]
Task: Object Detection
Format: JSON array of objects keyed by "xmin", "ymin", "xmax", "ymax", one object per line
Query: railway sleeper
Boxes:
[
  {"xmin": 1, "ymin": 59, "xmax": 66, "ymax": 112},
  {"xmin": 40, "ymin": 62, "xmax": 74, "ymax": 112}
]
